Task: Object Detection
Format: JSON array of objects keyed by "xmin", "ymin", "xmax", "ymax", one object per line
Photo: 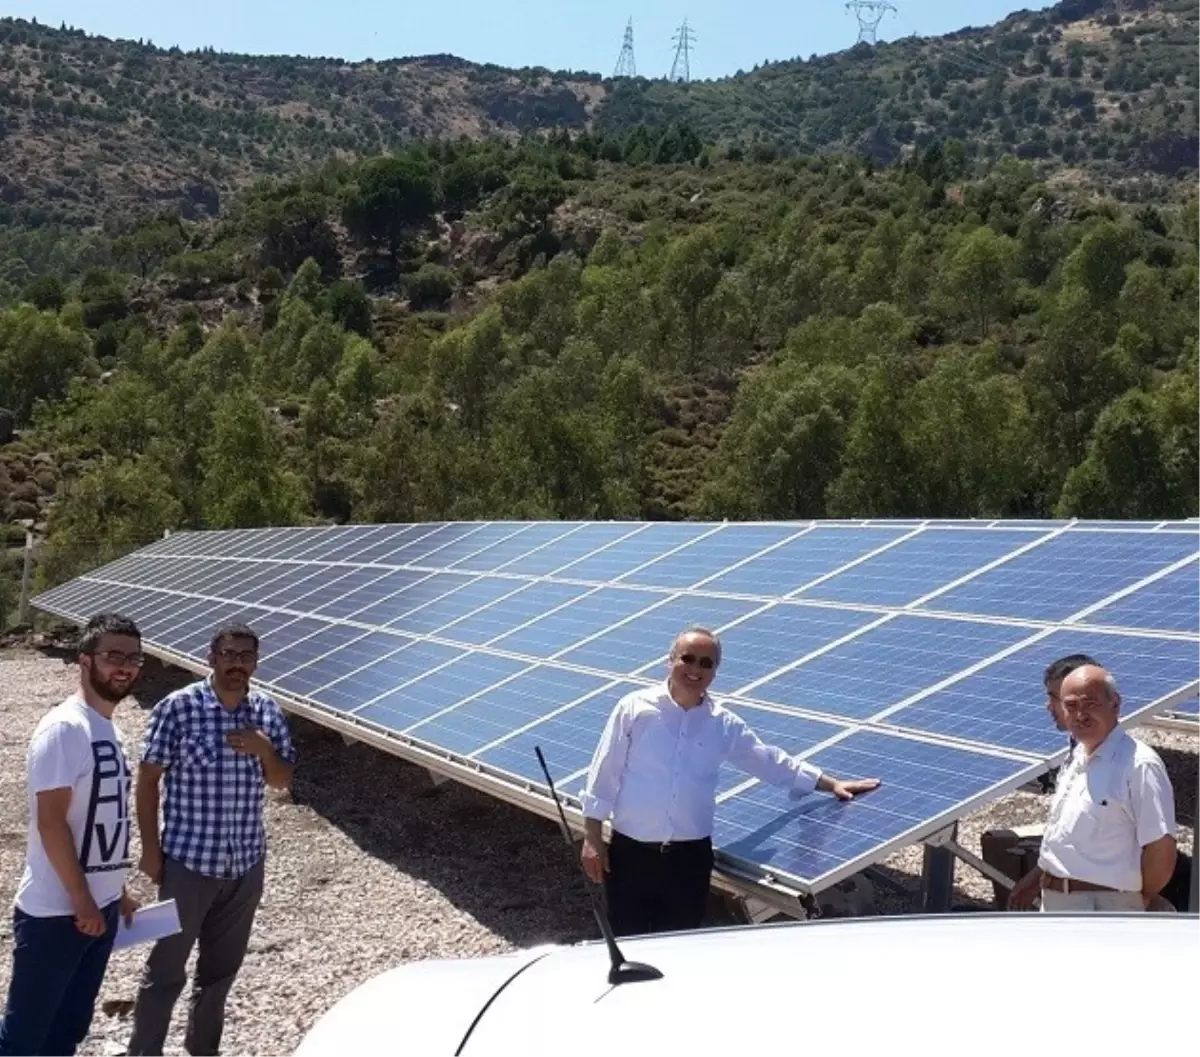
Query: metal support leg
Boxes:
[{"xmin": 921, "ymin": 823, "xmax": 957, "ymax": 913}]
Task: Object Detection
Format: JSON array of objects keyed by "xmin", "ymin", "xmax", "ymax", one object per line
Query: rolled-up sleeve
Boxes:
[
  {"xmin": 579, "ymin": 697, "xmax": 634, "ymax": 821},
  {"xmin": 142, "ymin": 696, "xmax": 180, "ymax": 769},
  {"xmin": 1130, "ymin": 755, "xmax": 1176, "ymax": 847},
  {"xmin": 726, "ymin": 715, "xmax": 822, "ymax": 798},
  {"xmin": 263, "ymin": 699, "xmax": 298, "ymax": 765}
]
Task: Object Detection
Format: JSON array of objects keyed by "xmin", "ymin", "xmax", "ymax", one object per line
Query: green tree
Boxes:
[
  {"xmin": 1055, "ymin": 389, "xmax": 1189, "ymax": 518},
  {"xmin": 39, "ymin": 458, "xmax": 183, "ymax": 587},
  {"xmin": 827, "ymin": 357, "xmax": 920, "ymax": 516},
  {"xmin": 0, "ymin": 304, "xmax": 93, "ymax": 423},
  {"xmin": 199, "ymin": 392, "xmax": 305, "ymax": 528},
  {"xmin": 341, "ymin": 154, "xmax": 438, "ymax": 259},
  {"xmin": 662, "ymin": 229, "xmax": 721, "ymax": 374},
  {"xmin": 943, "ymin": 227, "xmax": 1018, "ymax": 339}
]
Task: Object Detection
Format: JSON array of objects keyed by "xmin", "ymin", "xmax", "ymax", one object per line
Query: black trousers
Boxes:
[{"xmin": 604, "ymin": 831, "xmax": 714, "ymax": 937}]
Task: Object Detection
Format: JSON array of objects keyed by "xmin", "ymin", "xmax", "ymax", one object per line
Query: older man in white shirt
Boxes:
[
  {"xmin": 579, "ymin": 625, "xmax": 880, "ymax": 936},
  {"xmin": 1009, "ymin": 664, "xmax": 1178, "ymax": 912}
]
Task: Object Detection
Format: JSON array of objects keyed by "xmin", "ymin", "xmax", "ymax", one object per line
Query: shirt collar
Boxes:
[
  {"xmin": 1081, "ymin": 724, "xmax": 1127, "ymax": 764},
  {"xmin": 660, "ymin": 680, "xmax": 713, "ymax": 714},
  {"xmin": 200, "ymin": 677, "xmax": 250, "ymax": 712}
]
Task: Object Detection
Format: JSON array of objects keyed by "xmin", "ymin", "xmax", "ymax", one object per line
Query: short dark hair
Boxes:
[
  {"xmin": 1044, "ymin": 654, "xmax": 1099, "ymax": 689},
  {"xmin": 78, "ymin": 613, "xmax": 141, "ymax": 655},
  {"xmin": 209, "ymin": 622, "xmax": 259, "ymax": 654}
]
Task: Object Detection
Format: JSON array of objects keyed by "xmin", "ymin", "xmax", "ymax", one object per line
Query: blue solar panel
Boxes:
[
  {"xmin": 488, "ymin": 588, "xmax": 660, "ymax": 659},
  {"xmin": 747, "ymin": 615, "xmax": 1033, "ymax": 720},
  {"xmin": 561, "ymin": 595, "xmax": 761, "ymax": 674},
  {"xmin": 312, "ymin": 639, "xmax": 466, "ymax": 717},
  {"xmin": 450, "ymin": 522, "xmax": 584, "ymax": 572},
  {"xmin": 31, "ymin": 518, "xmax": 1199, "ymax": 898},
  {"xmin": 713, "ymin": 731, "xmax": 1031, "ymax": 887},
  {"xmin": 801, "ymin": 529, "xmax": 1038, "ymax": 607},
  {"xmin": 385, "ymin": 576, "xmax": 526, "ymax": 635},
  {"xmin": 434, "ymin": 580, "xmax": 594, "ymax": 645},
  {"xmin": 498, "ymin": 522, "xmax": 640, "ymax": 576},
  {"xmin": 404, "ymin": 665, "xmax": 613, "ymax": 754},
  {"xmin": 476, "ymin": 680, "xmax": 647, "ymax": 785},
  {"xmin": 702, "ymin": 527, "xmax": 909, "ymax": 595},
  {"xmin": 929, "ymin": 531, "xmax": 1198, "ymax": 622},
  {"xmin": 889, "ymin": 630, "xmax": 1200, "ymax": 754},
  {"xmin": 1084, "ymin": 562, "xmax": 1199, "ymax": 634},
  {"xmin": 618, "ymin": 524, "xmax": 803, "ymax": 590},
  {"xmin": 713, "ymin": 603, "xmax": 881, "ymax": 692},
  {"xmin": 557, "ymin": 523, "xmax": 715, "ymax": 582}
]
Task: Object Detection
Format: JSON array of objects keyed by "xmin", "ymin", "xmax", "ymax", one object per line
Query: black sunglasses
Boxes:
[{"xmin": 678, "ymin": 652, "xmax": 716, "ymax": 670}]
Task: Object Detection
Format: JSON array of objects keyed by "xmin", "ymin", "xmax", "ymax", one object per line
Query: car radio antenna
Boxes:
[{"xmin": 535, "ymin": 746, "xmax": 663, "ymax": 987}]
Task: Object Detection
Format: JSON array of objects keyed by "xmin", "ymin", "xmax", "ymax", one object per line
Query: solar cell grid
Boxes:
[
  {"xmin": 889, "ymin": 629, "xmax": 1200, "ymax": 755},
  {"xmin": 928, "ymin": 531, "xmax": 1198, "ymax": 622},
  {"xmin": 29, "ymin": 518, "xmax": 1199, "ymax": 897},
  {"xmin": 713, "ymin": 730, "xmax": 1031, "ymax": 886},
  {"xmin": 701, "ymin": 526, "xmax": 909, "ymax": 596},
  {"xmin": 556, "ymin": 522, "xmax": 717, "ymax": 583},
  {"xmin": 351, "ymin": 650, "xmax": 528, "ymax": 733},
  {"xmin": 500, "ymin": 522, "xmax": 642, "ymax": 576},
  {"xmin": 744, "ymin": 615, "xmax": 1033, "ymax": 721},
  {"xmin": 617, "ymin": 523, "xmax": 806, "ymax": 590},
  {"xmin": 800, "ymin": 528, "xmax": 1041, "ymax": 607}
]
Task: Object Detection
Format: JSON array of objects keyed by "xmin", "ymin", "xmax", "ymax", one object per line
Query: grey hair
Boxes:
[
  {"xmin": 1103, "ymin": 671, "xmax": 1121, "ymax": 706},
  {"xmin": 672, "ymin": 625, "xmax": 722, "ymax": 667}
]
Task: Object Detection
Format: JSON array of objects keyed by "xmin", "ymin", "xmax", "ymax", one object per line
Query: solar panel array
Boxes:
[{"xmin": 33, "ymin": 519, "xmax": 1200, "ymax": 895}]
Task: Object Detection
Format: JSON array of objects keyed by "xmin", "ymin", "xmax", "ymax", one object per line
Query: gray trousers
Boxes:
[{"xmin": 127, "ymin": 856, "xmax": 265, "ymax": 1056}]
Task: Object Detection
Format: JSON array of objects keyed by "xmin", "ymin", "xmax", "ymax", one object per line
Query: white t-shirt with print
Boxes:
[{"xmin": 15, "ymin": 694, "xmax": 132, "ymax": 917}]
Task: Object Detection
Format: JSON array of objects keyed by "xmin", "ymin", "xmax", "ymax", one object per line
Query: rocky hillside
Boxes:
[
  {"xmin": 1, "ymin": 0, "xmax": 1195, "ymax": 231},
  {"xmin": 0, "ymin": 24, "xmax": 603, "ymax": 227},
  {"xmin": 600, "ymin": 0, "xmax": 1198, "ymax": 195}
]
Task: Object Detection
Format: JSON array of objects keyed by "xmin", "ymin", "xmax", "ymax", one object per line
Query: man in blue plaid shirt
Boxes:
[{"xmin": 128, "ymin": 622, "xmax": 296, "ymax": 1056}]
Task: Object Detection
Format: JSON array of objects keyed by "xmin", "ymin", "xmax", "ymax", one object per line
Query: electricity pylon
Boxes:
[
  {"xmin": 846, "ymin": 1, "xmax": 897, "ymax": 45},
  {"xmin": 614, "ymin": 17, "xmax": 637, "ymax": 78},
  {"xmin": 670, "ymin": 18, "xmax": 696, "ymax": 82}
]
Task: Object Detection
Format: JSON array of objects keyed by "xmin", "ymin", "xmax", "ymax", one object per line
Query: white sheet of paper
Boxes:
[{"xmin": 112, "ymin": 900, "xmax": 182, "ymax": 951}]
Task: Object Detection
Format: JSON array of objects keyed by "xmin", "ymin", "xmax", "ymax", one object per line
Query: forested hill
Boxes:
[
  {"xmin": 1, "ymin": 0, "xmax": 1197, "ymax": 230},
  {"xmin": 1, "ymin": 130, "xmax": 1197, "ymax": 618}
]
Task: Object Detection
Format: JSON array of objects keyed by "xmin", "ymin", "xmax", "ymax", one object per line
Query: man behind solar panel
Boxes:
[
  {"xmin": 1007, "ymin": 664, "xmax": 1178, "ymax": 913},
  {"xmin": 579, "ymin": 625, "xmax": 880, "ymax": 937}
]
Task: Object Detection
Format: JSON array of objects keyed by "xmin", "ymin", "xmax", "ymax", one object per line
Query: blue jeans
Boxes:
[{"xmin": 0, "ymin": 901, "xmax": 121, "ymax": 1056}]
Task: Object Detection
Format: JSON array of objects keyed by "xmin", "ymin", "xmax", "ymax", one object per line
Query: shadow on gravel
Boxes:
[
  {"xmin": 1158, "ymin": 746, "xmax": 1197, "ymax": 828},
  {"xmin": 285, "ymin": 716, "xmax": 603, "ymax": 950}
]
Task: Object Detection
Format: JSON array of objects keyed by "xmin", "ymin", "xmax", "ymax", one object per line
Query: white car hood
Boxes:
[{"xmin": 295, "ymin": 946, "xmax": 551, "ymax": 1056}]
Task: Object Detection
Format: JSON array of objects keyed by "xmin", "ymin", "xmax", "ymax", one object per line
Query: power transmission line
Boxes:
[
  {"xmin": 670, "ymin": 18, "xmax": 696, "ymax": 83},
  {"xmin": 613, "ymin": 17, "xmax": 637, "ymax": 78},
  {"xmin": 846, "ymin": 1, "xmax": 897, "ymax": 46}
]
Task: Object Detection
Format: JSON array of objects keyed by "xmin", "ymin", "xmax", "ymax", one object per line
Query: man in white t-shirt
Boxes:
[{"xmin": 0, "ymin": 613, "xmax": 145, "ymax": 1057}]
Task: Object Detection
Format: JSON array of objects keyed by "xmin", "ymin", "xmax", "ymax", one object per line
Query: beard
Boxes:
[{"xmin": 87, "ymin": 669, "xmax": 134, "ymax": 704}]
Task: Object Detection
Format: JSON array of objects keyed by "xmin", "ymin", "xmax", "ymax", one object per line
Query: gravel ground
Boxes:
[{"xmin": 0, "ymin": 648, "xmax": 1195, "ymax": 1055}]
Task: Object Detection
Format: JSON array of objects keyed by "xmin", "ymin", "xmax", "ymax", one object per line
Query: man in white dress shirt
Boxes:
[
  {"xmin": 1008, "ymin": 664, "xmax": 1177, "ymax": 912},
  {"xmin": 579, "ymin": 625, "xmax": 880, "ymax": 936}
]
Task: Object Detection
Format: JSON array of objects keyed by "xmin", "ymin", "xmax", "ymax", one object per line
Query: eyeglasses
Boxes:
[
  {"xmin": 678, "ymin": 653, "xmax": 716, "ymax": 670},
  {"xmin": 216, "ymin": 648, "xmax": 258, "ymax": 665},
  {"xmin": 92, "ymin": 650, "xmax": 145, "ymax": 668}
]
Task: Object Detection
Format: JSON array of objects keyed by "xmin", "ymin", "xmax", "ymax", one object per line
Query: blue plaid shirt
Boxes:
[{"xmin": 142, "ymin": 678, "xmax": 297, "ymax": 879}]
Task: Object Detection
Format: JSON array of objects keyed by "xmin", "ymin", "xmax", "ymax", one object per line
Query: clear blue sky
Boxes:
[{"xmin": 7, "ymin": 1, "xmax": 1056, "ymax": 79}]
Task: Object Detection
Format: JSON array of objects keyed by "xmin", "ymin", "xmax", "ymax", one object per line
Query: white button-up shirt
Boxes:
[
  {"xmin": 579, "ymin": 683, "xmax": 823, "ymax": 843},
  {"xmin": 1038, "ymin": 726, "xmax": 1176, "ymax": 893}
]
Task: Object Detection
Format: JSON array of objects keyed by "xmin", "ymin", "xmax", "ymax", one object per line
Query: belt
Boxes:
[
  {"xmin": 612, "ymin": 831, "xmax": 711, "ymax": 853},
  {"xmin": 1040, "ymin": 874, "xmax": 1119, "ymax": 894}
]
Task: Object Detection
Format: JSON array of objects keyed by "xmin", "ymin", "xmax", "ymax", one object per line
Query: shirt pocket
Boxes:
[
  {"xmin": 1071, "ymin": 795, "xmax": 1125, "ymax": 846},
  {"xmin": 181, "ymin": 732, "xmax": 219, "ymax": 771}
]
